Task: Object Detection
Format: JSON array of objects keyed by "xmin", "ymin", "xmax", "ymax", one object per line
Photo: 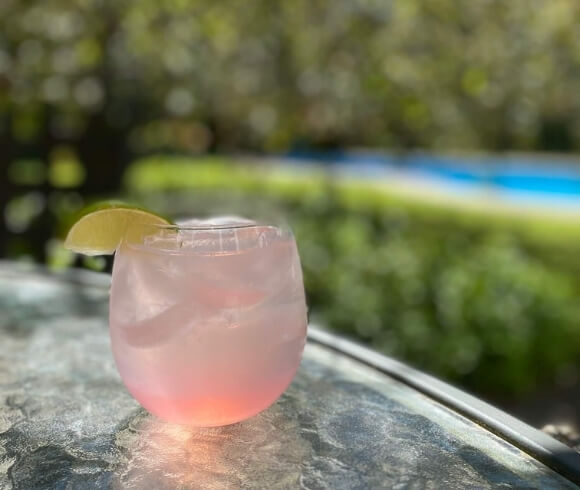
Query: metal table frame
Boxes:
[{"xmin": 308, "ymin": 327, "xmax": 580, "ymax": 486}]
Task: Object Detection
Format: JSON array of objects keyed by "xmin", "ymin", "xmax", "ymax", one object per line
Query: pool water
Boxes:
[{"xmin": 286, "ymin": 150, "xmax": 580, "ymax": 208}]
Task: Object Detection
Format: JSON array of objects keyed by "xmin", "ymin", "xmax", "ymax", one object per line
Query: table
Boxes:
[{"xmin": 1, "ymin": 262, "xmax": 579, "ymax": 489}]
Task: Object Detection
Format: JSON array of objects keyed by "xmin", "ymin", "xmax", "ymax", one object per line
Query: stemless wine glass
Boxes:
[{"xmin": 108, "ymin": 218, "xmax": 308, "ymax": 426}]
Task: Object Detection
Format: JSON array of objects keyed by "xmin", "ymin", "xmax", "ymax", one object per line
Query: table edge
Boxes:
[{"xmin": 307, "ymin": 326, "xmax": 580, "ymax": 487}]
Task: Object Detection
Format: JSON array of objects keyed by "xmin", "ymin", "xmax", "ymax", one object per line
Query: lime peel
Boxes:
[{"xmin": 64, "ymin": 202, "xmax": 171, "ymax": 255}]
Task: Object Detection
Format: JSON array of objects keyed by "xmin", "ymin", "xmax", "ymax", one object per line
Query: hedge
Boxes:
[{"xmin": 123, "ymin": 156, "xmax": 580, "ymax": 398}]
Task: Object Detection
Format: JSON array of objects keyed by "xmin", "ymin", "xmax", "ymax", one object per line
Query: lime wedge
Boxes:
[{"xmin": 64, "ymin": 202, "xmax": 171, "ymax": 255}]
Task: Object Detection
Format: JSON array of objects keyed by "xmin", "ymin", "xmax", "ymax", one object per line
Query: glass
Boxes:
[{"xmin": 109, "ymin": 218, "xmax": 308, "ymax": 426}]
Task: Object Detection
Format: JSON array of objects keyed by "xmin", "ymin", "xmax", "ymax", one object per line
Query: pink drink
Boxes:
[{"xmin": 109, "ymin": 219, "xmax": 307, "ymax": 426}]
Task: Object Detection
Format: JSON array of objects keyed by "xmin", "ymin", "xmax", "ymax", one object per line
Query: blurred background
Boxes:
[{"xmin": 2, "ymin": 1, "xmax": 580, "ymax": 435}]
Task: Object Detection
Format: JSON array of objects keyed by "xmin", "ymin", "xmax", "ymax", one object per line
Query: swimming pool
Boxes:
[{"xmin": 286, "ymin": 150, "xmax": 580, "ymax": 208}]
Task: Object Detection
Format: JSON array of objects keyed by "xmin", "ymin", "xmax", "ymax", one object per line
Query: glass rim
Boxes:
[
  {"xmin": 121, "ymin": 219, "xmax": 294, "ymax": 253},
  {"xmin": 127, "ymin": 221, "xmax": 289, "ymax": 232}
]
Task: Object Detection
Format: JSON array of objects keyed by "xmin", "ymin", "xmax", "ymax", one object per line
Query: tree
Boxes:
[{"xmin": 2, "ymin": 0, "xmax": 580, "ymax": 260}]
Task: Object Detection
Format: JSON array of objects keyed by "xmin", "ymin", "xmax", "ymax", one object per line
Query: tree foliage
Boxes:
[
  {"xmin": 3, "ymin": 0, "xmax": 580, "ymax": 259},
  {"xmin": 2, "ymin": 0, "xmax": 580, "ymax": 155}
]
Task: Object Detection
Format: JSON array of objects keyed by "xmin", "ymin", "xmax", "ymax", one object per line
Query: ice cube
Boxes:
[
  {"xmin": 111, "ymin": 246, "xmax": 189, "ymax": 326},
  {"xmin": 176, "ymin": 216, "xmax": 256, "ymax": 228},
  {"xmin": 114, "ymin": 302, "xmax": 209, "ymax": 348}
]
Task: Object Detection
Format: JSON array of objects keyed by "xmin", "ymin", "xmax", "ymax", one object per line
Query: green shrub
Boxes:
[{"xmin": 125, "ymin": 156, "xmax": 580, "ymax": 397}]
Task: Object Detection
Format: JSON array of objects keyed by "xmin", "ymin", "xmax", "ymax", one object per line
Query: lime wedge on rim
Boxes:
[{"xmin": 64, "ymin": 202, "xmax": 171, "ymax": 255}]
